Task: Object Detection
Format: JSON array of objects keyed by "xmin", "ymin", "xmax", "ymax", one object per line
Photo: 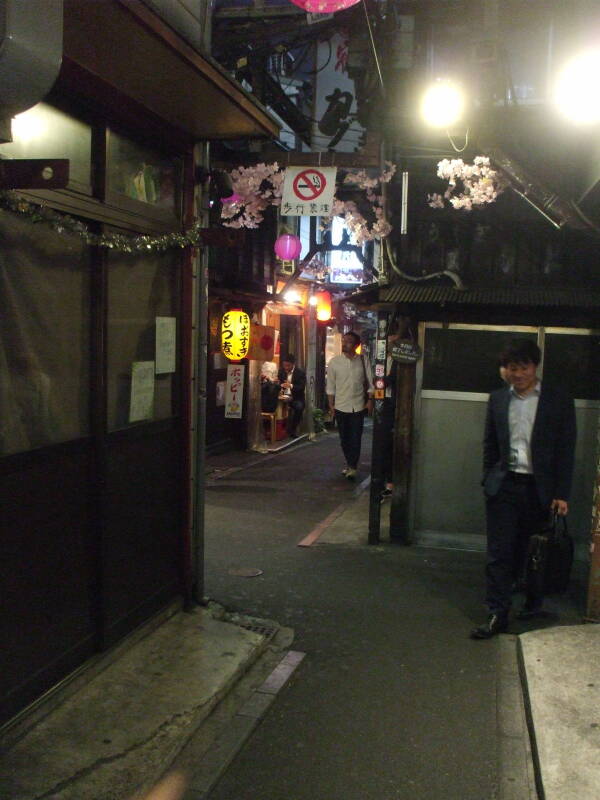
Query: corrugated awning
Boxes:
[
  {"xmin": 347, "ymin": 283, "xmax": 600, "ymax": 309},
  {"xmin": 60, "ymin": 0, "xmax": 280, "ymax": 141}
]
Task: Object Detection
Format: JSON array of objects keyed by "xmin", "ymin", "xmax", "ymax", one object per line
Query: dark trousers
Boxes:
[
  {"xmin": 335, "ymin": 410, "xmax": 365, "ymax": 469},
  {"xmin": 286, "ymin": 399, "xmax": 304, "ymax": 435},
  {"xmin": 485, "ymin": 472, "xmax": 546, "ymax": 616}
]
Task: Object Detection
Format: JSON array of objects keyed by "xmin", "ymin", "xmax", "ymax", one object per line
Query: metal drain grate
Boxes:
[{"xmin": 234, "ymin": 619, "xmax": 278, "ymax": 640}]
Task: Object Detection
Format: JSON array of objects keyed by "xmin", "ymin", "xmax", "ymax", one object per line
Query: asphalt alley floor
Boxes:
[{"xmin": 204, "ymin": 427, "xmax": 592, "ymax": 800}]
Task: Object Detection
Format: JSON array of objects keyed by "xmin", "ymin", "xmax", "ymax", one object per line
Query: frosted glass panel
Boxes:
[{"xmin": 107, "ymin": 131, "xmax": 181, "ymax": 218}]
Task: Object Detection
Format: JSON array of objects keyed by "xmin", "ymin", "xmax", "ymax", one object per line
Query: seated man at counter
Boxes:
[
  {"xmin": 278, "ymin": 354, "xmax": 306, "ymax": 438},
  {"xmin": 260, "ymin": 361, "xmax": 280, "ymax": 413}
]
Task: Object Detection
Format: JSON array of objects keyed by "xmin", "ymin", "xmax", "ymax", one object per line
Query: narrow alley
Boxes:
[{"xmin": 202, "ymin": 428, "xmax": 582, "ymax": 800}]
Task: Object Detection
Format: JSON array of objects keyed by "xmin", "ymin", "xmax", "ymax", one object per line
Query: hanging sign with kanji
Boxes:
[
  {"xmin": 281, "ymin": 166, "xmax": 337, "ymax": 216},
  {"xmin": 221, "ymin": 309, "xmax": 250, "ymax": 361},
  {"xmin": 224, "ymin": 364, "xmax": 245, "ymax": 418}
]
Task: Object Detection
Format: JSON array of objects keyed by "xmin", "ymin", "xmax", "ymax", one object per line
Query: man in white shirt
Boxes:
[
  {"xmin": 471, "ymin": 339, "xmax": 576, "ymax": 639},
  {"xmin": 326, "ymin": 331, "xmax": 374, "ymax": 479}
]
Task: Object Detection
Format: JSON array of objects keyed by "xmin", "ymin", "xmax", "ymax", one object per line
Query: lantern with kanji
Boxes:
[
  {"xmin": 221, "ymin": 309, "xmax": 250, "ymax": 361},
  {"xmin": 288, "ymin": 0, "xmax": 360, "ymax": 12},
  {"xmin": 315, "ymin": 290, "xmax": 332, "ymax": 323}
]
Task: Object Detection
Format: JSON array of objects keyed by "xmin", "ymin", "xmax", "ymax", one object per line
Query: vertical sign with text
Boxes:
[{"xmin": 224, "ymin": 364, "xmax": 245, "ymax": 419}]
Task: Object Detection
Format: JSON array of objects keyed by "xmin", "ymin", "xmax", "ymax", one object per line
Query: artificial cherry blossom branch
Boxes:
[
  {"xmin": 428, "ymin": 156, "xmax": 506, "ymax": 211},
  {"xmin": 220, "ymin": 162, "xmax": 396, "ymax": 243}
]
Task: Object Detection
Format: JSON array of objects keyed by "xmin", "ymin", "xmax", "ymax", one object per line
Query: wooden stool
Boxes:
[{"xmin": 261, "ymin": 412, "xmax": 277, "ymax": 443}]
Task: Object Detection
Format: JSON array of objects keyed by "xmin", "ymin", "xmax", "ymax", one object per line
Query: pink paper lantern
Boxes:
[
  {"xmin": 288, "ymin": 0, "xmax": 361, "ymax": 12},
  {"xmin": 274, "ymin": 234, "xmax": 302, "ymax": 260}
]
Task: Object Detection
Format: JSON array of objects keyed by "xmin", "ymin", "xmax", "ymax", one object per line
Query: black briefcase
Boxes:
[{"xmin": 526, "ymin": 512, "xmax": 574, "ymax": 598}]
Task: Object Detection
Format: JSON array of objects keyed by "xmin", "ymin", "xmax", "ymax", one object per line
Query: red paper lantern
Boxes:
[
  {"xmin": 315, "ymin": 290, "xmax": 332, "ymax": 322},
  {"xmin": 274, "ymin": 234, "xmax": 302, "ymax": 261},
  {"xmin": 288, "ymin": 0, "xmax": 361, "ymax": 12}
]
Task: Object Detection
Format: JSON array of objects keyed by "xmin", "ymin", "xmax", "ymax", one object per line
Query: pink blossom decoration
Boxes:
[
  {"xmin": 220, "ymin": 163, "xmax": 285, "ymax": 229},
  {"xmin": 428, "ymin": 156, "xmax": 506, "ymax": 211},
  {"xmin": 220, "ymin": 161, "xmax": 396, "ymax": 244},
  {"xmin": 221, "ymin": 193, "xmax": 242, "ymax": 205},
  {"xmin": 321, "ymin": 162, "xmax": 396, "ymax": 244}
]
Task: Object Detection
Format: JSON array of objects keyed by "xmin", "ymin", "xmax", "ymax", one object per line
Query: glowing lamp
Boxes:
[
  {"xmin": 315, "ymin": 290, "xmax": 332, "ymax": 322},
  {"xmin": 289, "ymin": 0, "xmax": 360, "ymax": 11},
  {"xmin": 421, "ymin": 80, "xmax": 465, "ymax": 128},
  {"xmin": 554, "ymin": 49, "xmax": 600, "ymax": 125},
  {"xmin": 355, "ymin": 343, "xmax": 362, "ymax": 355},
  {"xmin": 274, "ymin": 234, "xmax": 302, "ymax": 261},
  {"xmin": 221, "ymin": 309, "xmax": 250, "ymax": 361},
  {"xmin": 283, "ymin": 289, "xmax": 301, "ymax": 304}
]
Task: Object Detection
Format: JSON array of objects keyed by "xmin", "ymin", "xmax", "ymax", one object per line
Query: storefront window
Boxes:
[
  {"xmin": 0, "ymin": 211, "xmax": 90, "ymax": 455},
  {"xmin": 542, "ymin": 332, "xmax": 600, "ymax": 400},
  {"xmin": 0, "ymin": 103, "xmax": 92, "ymax": 193},
  {"xmin": 422, "ymin": 328, "xmax": 537, "ymax": 393},
  {"xmin": 106, "ymin": 131, "xmax": 182, "ymax": 221},
  {"xmin": 107, "ymin": 247, "xmax": 180, "ymax": 431}
]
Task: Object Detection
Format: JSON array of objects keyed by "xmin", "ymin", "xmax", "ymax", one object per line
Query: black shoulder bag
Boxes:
[{"xmin": 526, "ymin": 511, "xmax": 574, "ymax": 598}]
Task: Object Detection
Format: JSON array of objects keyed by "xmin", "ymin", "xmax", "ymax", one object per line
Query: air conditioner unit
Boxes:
[{"xmin": 0, "ymin": 0, "xmax": 63, "ymax": 119}]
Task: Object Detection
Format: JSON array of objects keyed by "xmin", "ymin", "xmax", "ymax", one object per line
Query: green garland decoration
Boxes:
[{"xmin": 0, "ymin": 190, "xmax": 205, "ymax": 253}]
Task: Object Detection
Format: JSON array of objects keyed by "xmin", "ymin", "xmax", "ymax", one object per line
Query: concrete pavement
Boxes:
[{"xmin": 0, "ymin": 604, "xmax": 298, "ymax": 800}]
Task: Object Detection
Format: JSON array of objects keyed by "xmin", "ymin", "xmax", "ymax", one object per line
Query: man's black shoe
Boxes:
[{"xmin": 470, "ymin": 613, "xmax": 508, "ymax": 639}]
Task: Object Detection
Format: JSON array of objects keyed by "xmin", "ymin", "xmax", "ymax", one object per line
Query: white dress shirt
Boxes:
[
  {"xmin": 326, "ymin": 354, "xmax": 374, "ymax": 413},
  {"xmin": 508, "ymin": 381, "xmax": 541, "ymax": 473}
]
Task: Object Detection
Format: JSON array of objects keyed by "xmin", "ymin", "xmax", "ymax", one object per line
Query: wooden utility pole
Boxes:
[
  {"xmin": 389, "ymin": 355, "xmax": 415, "ymax": 544},
  {"xmin": 368, "ymin": 309, "xmax": 390, "ymax": 544},
  {"xmin": 586, "ymin": 412, "xmax": 600, "ymax": 621}
]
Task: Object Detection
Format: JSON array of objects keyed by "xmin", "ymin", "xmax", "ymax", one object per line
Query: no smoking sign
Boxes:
[{"xmin": 281, "ymin": 166, "xmax": 337, "ymax": 216}]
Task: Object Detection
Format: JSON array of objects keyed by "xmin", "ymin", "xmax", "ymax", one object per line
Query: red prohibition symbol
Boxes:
[{"xmin": 293, "ymin": 169, "xmax": 327, "ymax": 201}]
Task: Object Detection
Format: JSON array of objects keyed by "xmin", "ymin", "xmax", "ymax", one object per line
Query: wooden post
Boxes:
[
  {"xmin": 586, "ymin": 412, "xmax": 600, "ymax": 621},
  {"xmin": 368, "ymin": 310, "xmax": 390, "ymax": 544},
  {"xmin": 389, "ymin": 359, "xmax": 415, "ymax": 543}
]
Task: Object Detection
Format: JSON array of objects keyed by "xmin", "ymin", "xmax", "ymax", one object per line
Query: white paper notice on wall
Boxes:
[
  {"xmin": 155, "ymin": 316, "xmax": 176, "ymax": 374},
  {"xmin": 129, "ymin": 361, "xmax": 155, "ymax": 422}
]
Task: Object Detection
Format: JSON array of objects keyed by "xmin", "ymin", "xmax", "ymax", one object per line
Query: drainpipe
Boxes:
[{"xmin": 192, "ymin": 141, "xmax": 210, "ymax": 604}]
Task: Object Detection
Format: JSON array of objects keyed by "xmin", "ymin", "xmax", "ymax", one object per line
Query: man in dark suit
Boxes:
[
  {"xmin": 471, "ymin": 339, "xmax": 576, "ymax": 639},
  {"xmin": 278, "ymin": 354, "xmax": 306, "ymax": 438}
]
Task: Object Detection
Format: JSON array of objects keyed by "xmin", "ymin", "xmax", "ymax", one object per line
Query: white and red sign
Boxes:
[
  {"xmin": 224, "ymin": 364, "xmax": 245, "ymax": 419},
  {"xmin": 281, "ymin": 166, "xmax": 337, "ymax": 216}
]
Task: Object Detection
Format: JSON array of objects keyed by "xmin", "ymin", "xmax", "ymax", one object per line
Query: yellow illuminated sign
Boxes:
[{"xmin": 221, "ymin": 309, "xmax": 250, "ymax": 361}]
